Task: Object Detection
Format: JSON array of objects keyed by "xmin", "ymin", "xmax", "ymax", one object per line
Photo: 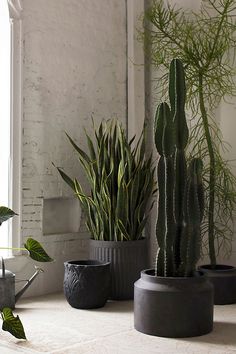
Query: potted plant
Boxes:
[
  {"xmin": 141, "ymin": 0, "xmax": 236, "ymax": 304},
  {"xmin": 134, "ymin": 59, "xmax": 214, "ymax": 338},
  {"xmin": 0, "ymin": 206, "xmax": 53, "ymax": 340},
  {"xmin": 55, "ymin": 120, "xmax": 156, "ymax": 300},
  {"xmin": 64, "ymin": 259, "xmax": 111, "ymax": 309}
]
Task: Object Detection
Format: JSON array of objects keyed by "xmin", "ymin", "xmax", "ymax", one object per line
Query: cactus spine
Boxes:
[{"xmin": 154, "ymin": 59, "xmax": 204, "ymax": 277}]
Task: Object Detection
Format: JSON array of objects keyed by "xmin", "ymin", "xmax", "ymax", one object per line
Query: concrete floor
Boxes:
[{"xmin": 0, "ymin": 293, "xmax": 235, "ymax": 353}]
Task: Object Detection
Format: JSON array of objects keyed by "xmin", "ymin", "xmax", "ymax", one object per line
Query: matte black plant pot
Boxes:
[
  {"xmin": 134, "ymin": 269, "xmax": 214, "ymax": 338},
  {"xmin": 89, "ymin": 238, "xmax": 148, "ymax": 300},
  {"xmin": 199, "ymin": 264, "xmax": 236, "ymax": 305},
  {"xmin": 64, "ymin": 260, "xmax": 110, "ymax": 309}
]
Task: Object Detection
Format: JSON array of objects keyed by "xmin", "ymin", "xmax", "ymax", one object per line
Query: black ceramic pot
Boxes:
[
  {"xmin": 199, "ymin": 264, "xmax": 236, "ymax": 305},
  {"xmin": 63, "ymin": 260, "xmax": 110, "ymax": 309},
  {"xmin": 89, "ymin": 238, "xmax": 148, "ymax": 300},
  {"xmin": 134, "ymin": 269, "xmax": 214, "ymax": 338}
]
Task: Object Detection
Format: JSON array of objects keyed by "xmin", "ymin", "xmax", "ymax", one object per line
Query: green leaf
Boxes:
[
  {"xmin": 53, "ymin": 163, "xmax": 76, "ymax": 192},
  {"xmin": 85, "ymin": 131, "xmax": 96, "ymax": 160},
  {"xmin": 0, "ymin": 207, "xmax": 17, "ymax": 225},
  {"xmin": 24, "ymin": 238, "xmax": 53, "ymax": 262},
  {"xmin": 117, "ymin": 220, "xmax": 129, "ymax": 241},
  {"xmin": 2, "ymin": 308, "xmax": 26, "ymax": 340},
  {"xmin": 66, "ymin": 133, "xmax": 91, "ymax": 164}
]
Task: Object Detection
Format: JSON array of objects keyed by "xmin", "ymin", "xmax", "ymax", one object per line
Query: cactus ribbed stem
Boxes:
[
  {"xmin": 155, "ymin": 59, "xmax": 204, "ymax": 277},
  {"xmin": 155, "ymin": 103, "xmax": 175, "ymax": 277}
]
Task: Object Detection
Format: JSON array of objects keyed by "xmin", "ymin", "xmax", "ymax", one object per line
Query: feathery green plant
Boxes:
[
  {"xmin": 142, "ymin": 0, "xmax": 236, "ymax": 266},
  {"xmin": 155, "ymin": 59, "xmax": 204, "ymax": 277},
  {"xmin": 56, "ymin": 120, "xmax": 156, "ymax": 241}
]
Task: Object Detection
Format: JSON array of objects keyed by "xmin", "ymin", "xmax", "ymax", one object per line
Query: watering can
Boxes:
[{"xmin": 0, "ymin": 257, "xmax": 43, "ymax": 309}]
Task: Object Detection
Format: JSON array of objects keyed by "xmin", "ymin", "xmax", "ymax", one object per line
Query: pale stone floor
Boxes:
[{"xmin": 0, "ymin": 293, "xmax": 235, "ymax": 354}]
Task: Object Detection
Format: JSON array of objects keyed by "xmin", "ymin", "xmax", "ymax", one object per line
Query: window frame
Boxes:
[{"xmin": 7, "ymin": 0, "xmax": 23, "ymax": 253}]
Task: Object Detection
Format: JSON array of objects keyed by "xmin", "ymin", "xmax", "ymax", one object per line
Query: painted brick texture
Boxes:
[{"xmin": 7, "ymin": 0, "xmax": 127, "ymax": 297}]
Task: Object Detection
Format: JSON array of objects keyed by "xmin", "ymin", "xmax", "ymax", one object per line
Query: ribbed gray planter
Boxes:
[
  {"xmin": 199, "ymin": 264, "xmax": 236, "ymax": 305},
  {"xmin": 89, "ymin": 238, "xmax": 148, "ymax": 300},
  {"xmin": 134, "ymin": 269, "xmax": 214, "ymax": 338},
  {"xmin": 64, "ymin": 260, "xmax": 111, "ymax": 309}
]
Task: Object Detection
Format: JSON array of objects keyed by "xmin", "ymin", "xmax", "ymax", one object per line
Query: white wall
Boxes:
[
  {"xmin": 6, "ymin": 0, "xmax": 128, "ymax": 298},
  {"xmin": 219, "ymin": 99, "xmax": 236, "ymax": 265}
]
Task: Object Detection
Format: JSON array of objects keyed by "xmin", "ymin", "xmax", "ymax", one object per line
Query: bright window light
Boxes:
[{"xmin": 0, "ymin": 1, "xmax": 11, "ymax": 256}]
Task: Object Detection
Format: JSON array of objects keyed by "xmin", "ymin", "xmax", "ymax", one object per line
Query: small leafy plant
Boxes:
[
  {"xmin": 56, "ymin": 120, "xmax": 156, "ymax": 241},
  {"xmin": 0, "ymin": 206, "xmax": 53, "ymax": 339},
  {"xmin": 155, "ymin": 59, "xmax": 204, "ymax": 277}
]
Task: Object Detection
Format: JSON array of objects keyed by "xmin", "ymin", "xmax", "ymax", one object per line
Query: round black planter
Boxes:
[
  {"xmin": 63, "ymin": 260, "xmax": 110, "ymax": 309},
  {"xmin": 199, "ymin": 264, "xmax": 236, "ymax": 305},
  {"xmin": 89, "ymin": 238, "xmax": 148, "ymax": 300},
  {"xmin": 134, "ymin": 269, "xmax": 214, "ymax": 338}
]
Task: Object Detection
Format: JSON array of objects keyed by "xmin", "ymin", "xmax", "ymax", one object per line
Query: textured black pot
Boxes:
[
  {"xmin": 64, "ymin": 260, "xmax": 110, "ymax": 309},
  {"xmin": 134, "ymin": 269, "xmax": 214, "ymax": 338},
  {"xmin": 89, "ymin": 238, "xmax": 148, "ymax": 300},
  {"xmin": 199, "ymin": 264, "xmax": 236, "ymax": 305}
]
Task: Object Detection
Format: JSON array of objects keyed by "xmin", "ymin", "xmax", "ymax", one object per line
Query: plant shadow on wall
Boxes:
[
  {"xmin": 54, "ymin": 119, "xmax": 156, "ymax": 300},
  {"xmin": 141, "ymin": 0, "xmax": 236, "ymax": 267},
  {"xmin": 0, "ymin": 207, "xmax": 53, "ymax": 340}
]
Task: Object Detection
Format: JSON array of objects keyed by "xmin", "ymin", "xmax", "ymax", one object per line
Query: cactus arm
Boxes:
[
  {"xmin": 154, "ymin": 103, "xmax": 175, "ymax": 157},
  {"xmin": 156, "ymin": 156, "xmax": 176, "ymax": 276},
  {"xmin": 169, "ymin": 59, "xmax": 189, "ymax": 150},
  {"xmin": 180, "ymin": 158, "xmax": 204, "ymax": 276},
  {"xmin": 154, "ymin": 103, "xmax": 176, "ymax": 276},
  {"xmin": 169, "ymin": 59, "xmax": 189, "ymax": 270},
  {"xmin": 174, "ymin": 150, "xmax": 187, "ymax": 268}
]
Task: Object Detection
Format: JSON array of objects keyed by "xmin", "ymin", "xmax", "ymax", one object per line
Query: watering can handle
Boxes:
[{"xmin": 0, "ymin": 257, "xmax": 5, "ymax": 278}]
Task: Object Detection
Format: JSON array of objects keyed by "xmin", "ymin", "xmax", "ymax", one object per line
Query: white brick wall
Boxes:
[{"xmin": 6, "ymin": 0, "xmax": 128, "ymax": 297}]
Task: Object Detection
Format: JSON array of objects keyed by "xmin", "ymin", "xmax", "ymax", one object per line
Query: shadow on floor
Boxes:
[
  {"xmin": 89, "ymin": 300, "xmax": 133, "ymax": 314},
  {"xmin": 184, "ymin": 321, "xmax": 236, "ymax": 346},
  {"xmin": 15, "ymin": 300, "xmax": 133, "ymax": 314}
]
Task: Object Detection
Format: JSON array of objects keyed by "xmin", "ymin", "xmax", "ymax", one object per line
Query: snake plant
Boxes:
[
  {"xmin": 56, "ymin": 120, "xmax": 156, "ymax": 241},
  {"xmin": 155, "ymin": 59, "xmax": 204, "ymax": 277}
]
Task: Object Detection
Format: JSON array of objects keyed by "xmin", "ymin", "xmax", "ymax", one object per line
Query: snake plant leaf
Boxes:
[
  {"xmin": 85, "ymin": 131, "xmax": 96, "ymax": 160},
  {"xmin": 24, "ymin": 238, "xmax": 54, "ymax": 262},
  {"xmin": 128, "ymin": 135, "xmax": 136, "ymax": 146},
  {"xmin": 54, "ymin": 165, "xmax": 76, "ymax": 192},
  {"xmin": 65, "ymin": 133, "xmax": 91, "ymax": 164},
  {"xmin": 0, "ymin": 207, "xmax": 17, "ymax": 226},
  {"xmin": 117, "ymin": 220, "xmax": 129, "ymax": 240},
  {"xmin": 2, "ymin": 308, "xmax": 26, "ymax": 340}
]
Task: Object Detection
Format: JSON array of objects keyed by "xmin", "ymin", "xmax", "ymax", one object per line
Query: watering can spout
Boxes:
[{"xmin": 15, "ymin": 266, "xmax": 44, "ymax": 303}]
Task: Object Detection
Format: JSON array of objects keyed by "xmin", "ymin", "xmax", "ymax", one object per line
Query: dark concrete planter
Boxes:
[
  {"xmin": 199, "ymin": 264, "xmax": 236, "ymax": 305},
  {"xmin": 63, "ymin": 260, "xmax": 110, "ymax": 309},
  {"xmin": 89, "ymin": 238, "xmax": 148, "ymax": 300},
  {"xmin": 134, "ymin": 269, "xmax": 214, "ymax": 338}
]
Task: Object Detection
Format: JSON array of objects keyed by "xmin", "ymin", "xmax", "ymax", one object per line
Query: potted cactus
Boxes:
[
  {"xmin": 142, "ymin": 0, "xmax": 236, "ymax": 306},
  {"xmin": 134, "ymin": 59, "xmax": 214, "ymax": 338},
  {"xmin": 55, "ymin": 120, "xmax": 156, "ymax": 300}
]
